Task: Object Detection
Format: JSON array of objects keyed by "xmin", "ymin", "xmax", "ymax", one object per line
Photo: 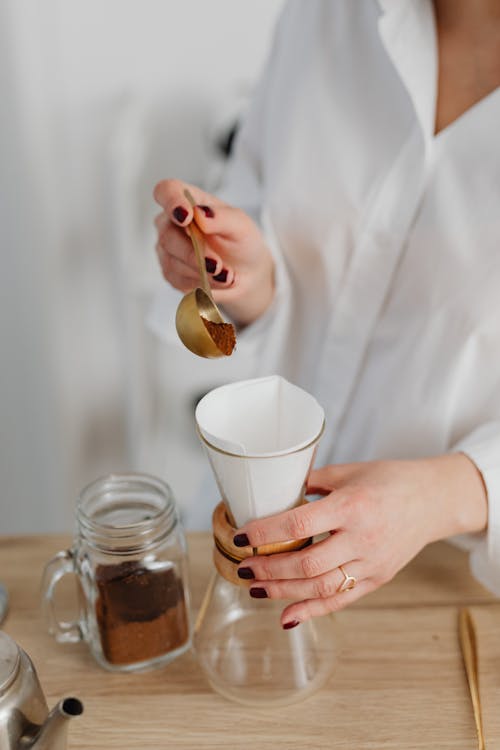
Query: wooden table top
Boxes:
[{"xmin": 1, "ymin": 534, "xmax": 499, "ymax": 749}]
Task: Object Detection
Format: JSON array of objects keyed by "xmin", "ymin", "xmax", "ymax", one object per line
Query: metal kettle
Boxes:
[{"xmin": 0, "ymin": 630, "xmax": 83, "ymax": 750}]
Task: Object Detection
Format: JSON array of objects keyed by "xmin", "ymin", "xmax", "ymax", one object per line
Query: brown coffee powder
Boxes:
[
  {"xmin": 201, "ymin": 317, "xmax": 236, "ymax": 356},
  {"xmin": 95, "ymin": 561, "xmax": 188, "ymax": 665}
]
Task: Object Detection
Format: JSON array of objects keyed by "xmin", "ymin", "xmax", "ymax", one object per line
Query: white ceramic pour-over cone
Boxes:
[{"xmin": 195, "ymin": 376, "xmax": 325, "ymax": 526}]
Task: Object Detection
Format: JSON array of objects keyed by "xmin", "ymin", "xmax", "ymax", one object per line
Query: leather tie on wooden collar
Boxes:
[{"xmin": 212, "ymin": 501, "xmax": 312, "ymax": 585}]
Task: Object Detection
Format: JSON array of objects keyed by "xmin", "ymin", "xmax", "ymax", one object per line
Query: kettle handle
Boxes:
[{"xmin": 41, "ymin": 550, "xmax": 83, "ymax": 644}]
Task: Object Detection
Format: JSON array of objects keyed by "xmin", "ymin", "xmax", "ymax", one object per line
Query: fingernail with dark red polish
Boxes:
[
  {"xmin": 205, "ymin": 257, "xmax": 217, "ymax": 273},
  {"xmin": 198, "ymin": 204, "xmax": 215, "ymax": 218},
  {"xmin": 250, "ymin": 587, "xmax": 268, "ymax": 599},
  {"xmin": 237, "ymin": 567, "xmax": 255, "ymax": 580},
  {"xmin": 213, "ymin": 269, "xmax": 228, "ymax": 283},
  {"xmin": 233, "ymin": 533, "xmax": 250, "ymax": 547},
  {"xmin": 173, "ymin": 206, "xmax": 188, "ymax": 223},
  {"xmin": 283, "ymin": 620, "xmax": 300, "ymax": 630}
]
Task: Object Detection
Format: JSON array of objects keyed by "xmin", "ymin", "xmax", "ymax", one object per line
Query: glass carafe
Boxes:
[
  {"xmin": 194, "ymin": 503, "xmax": 338, "ymax": 706},
  {"xmin": 193, "ymin": 377, "xmax": 339, "ymax": 705}
]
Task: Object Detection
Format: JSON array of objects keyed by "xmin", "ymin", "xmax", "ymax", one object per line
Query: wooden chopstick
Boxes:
[{"xmin": 458, "ymin": 608, "xmax": 486, "ymax": 750}]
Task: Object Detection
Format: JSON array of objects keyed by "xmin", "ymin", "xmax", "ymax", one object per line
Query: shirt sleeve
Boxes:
[
  {"xmin": 147, "ymin": 3, "xmax": 296, "ymax": 362},
  {"xmin": 212, "ymin": 4, "xmax": 299, "ymax": 368},
  {"xmin": 452, "ymin": 421, "xmax": 500, "ymax": 595}
]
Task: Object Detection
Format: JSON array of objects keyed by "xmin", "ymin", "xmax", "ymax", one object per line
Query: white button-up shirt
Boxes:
[{"xmin": 214, "ymin": 0, "xmax": 500, "ymax": 593}]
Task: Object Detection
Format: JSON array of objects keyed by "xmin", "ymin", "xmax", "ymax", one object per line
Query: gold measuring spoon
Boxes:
[
  {"xmin": 458, "ymin": 608, "xmax": 486, "ymax": 750},
  {"xmin": 175, "ymin": 189, "xmax": 236, "ymax": 358}
]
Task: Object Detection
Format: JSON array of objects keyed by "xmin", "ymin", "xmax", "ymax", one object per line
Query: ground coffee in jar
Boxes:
[
  {"xmin": 95, "ymin": 560, "xmax": 188, "ymax": 665},
  {"xmin": 41, "ymin": 473, "xmax": 191, "ymax": 672}
]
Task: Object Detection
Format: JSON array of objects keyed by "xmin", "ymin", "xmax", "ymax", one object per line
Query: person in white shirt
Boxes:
[{"xmin": 153, "ymin": 0, "xmax": 500, "ymax": 629}]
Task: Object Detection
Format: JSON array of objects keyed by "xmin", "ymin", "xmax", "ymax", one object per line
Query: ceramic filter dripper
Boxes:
[{"xmin": 195, "ymin": 376, "xmax": 325, "ymax": 527}]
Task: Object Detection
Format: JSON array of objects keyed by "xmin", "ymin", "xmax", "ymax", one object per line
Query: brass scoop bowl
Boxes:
[{"xmin": 175, "ymin": 190, "xmax": 236, "ymax": 358}]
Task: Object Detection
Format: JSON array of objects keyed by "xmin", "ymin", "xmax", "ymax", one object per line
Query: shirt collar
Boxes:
[{"xmin": 377, "ymin": 0, "xmax": 437, "ymax": 142}]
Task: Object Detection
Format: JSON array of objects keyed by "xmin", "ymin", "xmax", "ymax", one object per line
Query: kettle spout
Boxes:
[{"xmin": 24, "ymin": 697, "xmax": 83, "ymax": 750}]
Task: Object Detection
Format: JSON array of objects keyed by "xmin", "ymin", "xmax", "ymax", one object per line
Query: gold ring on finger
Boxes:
[{"xmin": 338, "ymin": 564, "xmax": 357, "ymax": 593}]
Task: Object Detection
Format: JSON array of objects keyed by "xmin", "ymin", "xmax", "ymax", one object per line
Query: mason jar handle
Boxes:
[{"xmin": 41, "ymin": 549, "xmax": 82, "ymax": 644}]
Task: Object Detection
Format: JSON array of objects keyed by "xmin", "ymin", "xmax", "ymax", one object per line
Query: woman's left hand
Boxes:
[{"xmin": 233, "ymin": 454, "xmax": 487, "ymax": 628}]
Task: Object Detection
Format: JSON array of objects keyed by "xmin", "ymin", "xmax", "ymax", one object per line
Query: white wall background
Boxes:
[{"xmin": 0, "ymin": 0, "xmax": 284, "ymax": 534}]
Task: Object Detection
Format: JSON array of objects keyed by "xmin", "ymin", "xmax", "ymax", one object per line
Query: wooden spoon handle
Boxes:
[{"xmin": 458, "ymin": 608, "xmax": 486, "ymax": 750}]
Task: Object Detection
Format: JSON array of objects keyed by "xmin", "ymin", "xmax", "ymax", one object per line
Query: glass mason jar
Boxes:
[{"xmin": 41, "ymin": 473, "xmax": 191, "ymax": 672}]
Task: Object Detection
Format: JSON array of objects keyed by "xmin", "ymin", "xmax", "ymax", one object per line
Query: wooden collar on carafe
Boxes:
[{"xmin": 212, "ymin": 501, "xmax": 312, "ymax": 585}]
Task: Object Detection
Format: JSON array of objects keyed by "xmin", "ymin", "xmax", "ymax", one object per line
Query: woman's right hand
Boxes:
[{"xmin": 153, "ymin": 179, "xmax": 275, "ymax": 327}]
